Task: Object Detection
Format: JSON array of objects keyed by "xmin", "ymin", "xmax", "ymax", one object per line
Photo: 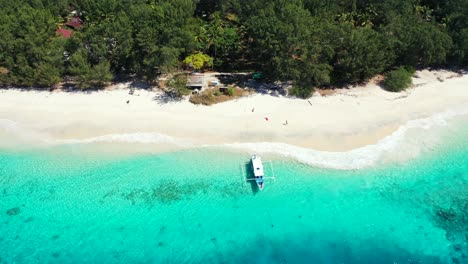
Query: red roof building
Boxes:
[
  {"xmin": 65, "ymin": 16, "xmax": 83, "ymax": 29},
  {"xmin": 56, "ymin": 28, "xmax": 73, "ymax": 38}
]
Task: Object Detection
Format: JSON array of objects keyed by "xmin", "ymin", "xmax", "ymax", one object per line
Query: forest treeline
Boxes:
[{"xmin": 0, "ymin": 0, "xmax": 467, "ymax": 94}]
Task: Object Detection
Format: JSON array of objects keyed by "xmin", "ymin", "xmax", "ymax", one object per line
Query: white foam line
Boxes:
[
  {"xmin": 223, "ymin": 104, "xmax": 468, "ymax": 170},
  {"xmin": 2, "ymin": 103, "xmax": 468, "ymax": 170},
  {"xmin": 54, "ymin": 132, "xmax": 191, "ymax": 147}
]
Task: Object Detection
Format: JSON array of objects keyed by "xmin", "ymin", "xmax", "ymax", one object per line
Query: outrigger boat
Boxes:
[
  {"xmin": 240, "ymin": 155, "xmax": 276, "ymax": 191},
  {"xmin": 251, "ymin": 154, "xmax": 264, "ymax": 190}
]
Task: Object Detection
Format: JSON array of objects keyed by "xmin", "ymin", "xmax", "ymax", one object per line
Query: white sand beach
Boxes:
[{"xmin": 1, "ymin": 69, "xmax": 467, "ymax": 152}]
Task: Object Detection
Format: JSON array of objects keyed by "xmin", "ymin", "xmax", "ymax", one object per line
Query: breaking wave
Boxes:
[
  {"xmin": 55, "ymin": 132, "xmax": 184, "ymax": 145},
  {"xmin": 224, "ymin": 104, "xmax": 468, "ymax": 170}
]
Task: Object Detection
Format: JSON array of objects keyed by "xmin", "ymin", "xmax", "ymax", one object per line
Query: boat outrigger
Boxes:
[
  {"xmin": 240, "ymin": 154, "xmax": 276, "ymax": 191},
  {"xmin": 251, "ymin": 154, "xmax": 265, "ymax": 190}
]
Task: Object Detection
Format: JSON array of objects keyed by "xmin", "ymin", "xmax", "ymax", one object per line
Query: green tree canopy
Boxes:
[
  {"xmin": 183, "ymin": 52, "xmax": 214, "ymax": 70},
  {"xmin": 332, "ymin": 26, "xmax": 394, "ymax": 83},
  {"xmin": 0, "ymin": 0, "xmax": 466, "ymax": 89}
]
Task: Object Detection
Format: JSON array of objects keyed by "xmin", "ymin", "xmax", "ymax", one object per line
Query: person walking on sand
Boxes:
[
  {"xmin": 284, "ymin": 120, "xmax": 288, "ymax": 125},
  {"xmin": 252, "ymin": 107, "xmax": 255, "ymax": 112}
]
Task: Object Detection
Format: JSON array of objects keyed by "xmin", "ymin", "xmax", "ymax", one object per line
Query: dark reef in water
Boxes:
[
  {"xmin": 98, "ymin": 173, "xmax": 251, "ymax": 206},
  {"xmin": 432, "ymin": 203, "xmax": 468, "ymax": 263},
  {"xmin": 378, "ymin": 163, "xmax": 468, "ymax": 263},
  {"xmin": 23, "ymin": 216, "xmax": 34, "ymax": 223},
  {"xmin": 427, "ymin": 178, "xmax": 468, "ymax": 263},
  {"xmin": 6, "ymin": 207, "xmax": 20, "ymax": 216},
  {"xmin": 100, "ymin": 180, "xmax": 228, "ymax": 205}
]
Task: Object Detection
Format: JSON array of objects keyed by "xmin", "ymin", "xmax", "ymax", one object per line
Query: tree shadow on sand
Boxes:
[
  {"xmin": 152, "ymin": 92, "xmax": 184, "ymax": 105},
  {"xmin": 215, "ymin": 73, "xmax": 288, "ymax": 97}
]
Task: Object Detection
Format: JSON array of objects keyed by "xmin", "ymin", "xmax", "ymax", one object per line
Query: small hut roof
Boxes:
[
  {"xmin": 186, "ymin": 73, "xmax": 204, "ymax": 87},
  {"xmin": 56, "ymin": 28, "xmax": 73, "ymax": 38},
  {"xmin": 66, "ymin": 16, "xmax": 83, "ymax": 28}
]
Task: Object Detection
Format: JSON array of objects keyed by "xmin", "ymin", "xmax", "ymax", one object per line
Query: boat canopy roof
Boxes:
[{"xmin": 252, "ymin": 155, "xmax": 264, "ymax": 177}]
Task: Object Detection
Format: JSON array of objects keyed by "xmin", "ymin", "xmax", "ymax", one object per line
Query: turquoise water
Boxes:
[{"xmin": 1, "ymin": 121, "xmax": 467, "ymax": 263}]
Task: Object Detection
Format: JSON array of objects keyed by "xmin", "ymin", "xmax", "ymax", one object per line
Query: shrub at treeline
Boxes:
[
  {"xmin": 383, "ymin": 66, "xmax": 416, "ymax": 92},
  {"xmin": 0, "ymin": 0, "xmax": 467, "ymax": 93}
]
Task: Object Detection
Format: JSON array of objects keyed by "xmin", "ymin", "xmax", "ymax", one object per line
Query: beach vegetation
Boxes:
[
  {"xmin": 383, "ymin": 66, "xmax": 414, "ymax": 92},
  {"xmin": 33, "ymin": 63, "xmax": 62, "ymax": 88},
  {"xmin": 190, "ymin": 91, "xmax": 216, "ymax": 105},
  {"xmin": 167, "ymin": 74, "xmax": 191, "ymax": 98},
  {"xmin": 0, "ymin": 0, "xmax": 466, "ymax": 90},
  {"xmin": 289, "ymin": 84, "xmax": 314, "ymax": 99},
  {"xmin": 190, "ymin": 86, "xmax": 247, "ymax": 105},
  {"xmin": 227, "ymin": 87, "xmax": 234, "ymax": 96},
  {"xmin": 87, "ymin": 61, "xmax": 113, "ymax": 87}
]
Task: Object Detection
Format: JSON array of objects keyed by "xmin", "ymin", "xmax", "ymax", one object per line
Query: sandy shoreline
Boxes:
[{"xmin": 1, "ymin": 70, "xmax": 467, "ymax": 152}]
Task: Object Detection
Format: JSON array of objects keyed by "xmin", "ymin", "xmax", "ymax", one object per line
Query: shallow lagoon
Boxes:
[{"xmin": 1, "ymin": 120, "xmax": 467, "ymax": 263}]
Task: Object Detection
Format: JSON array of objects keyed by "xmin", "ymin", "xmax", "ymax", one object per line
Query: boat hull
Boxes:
[
  {"xmin": 256, "ymin": 180, "xmax": 264, "ymax": 191},
  {"xmin": 251, "ymin": 154, "xmax": 265, "ymax": 190}
]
